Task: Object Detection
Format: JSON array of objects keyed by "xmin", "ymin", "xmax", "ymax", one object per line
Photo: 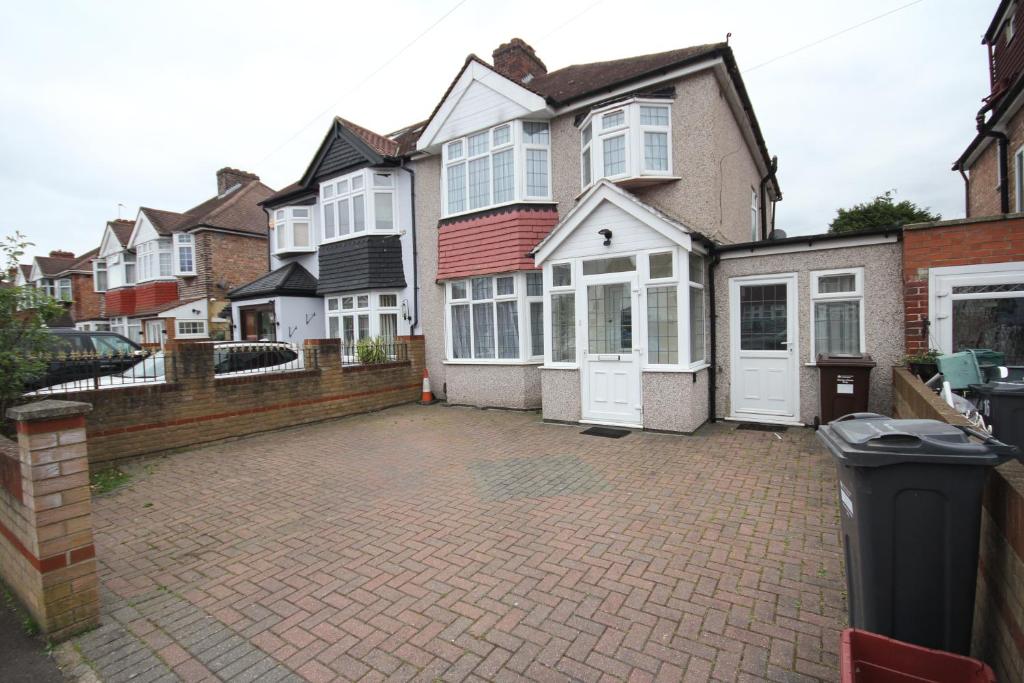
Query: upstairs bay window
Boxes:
[
  {"xmin": 173, "ymin": 233, "xmax": 196, "ymax": 276},
  {"xmin": 446, "ymin": 272, "xmax": 543, "ymax": 362},
  {"xmin": 104, "ymin": 252, "xmax": 135, "ymax": 289},
  {"xmin": 136, "ymin": 239, "xmax": 173, "ymax": 282},
  {"xmin": 320, "ymin": 169, "xmax": 396, "ymax": 242},
  {"xmin": 56, "ymin": 278, "xmax": 72, "ymax": 301},
  {"xmin": 274, "ymin": 207, "xmax": 313, "ymax": 254},
  {"xmin": 442, "ymin": 121, "xmax": 551, "ymax": 217},
  {"xmin": 579, "ymin": 100, "xmax": 673, "ymax": 189}
]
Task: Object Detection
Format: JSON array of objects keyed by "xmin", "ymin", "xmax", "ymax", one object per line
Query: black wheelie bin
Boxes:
[{"xmin": 816, "ymin": 413, "xmax": 1020, "ymax": 655}]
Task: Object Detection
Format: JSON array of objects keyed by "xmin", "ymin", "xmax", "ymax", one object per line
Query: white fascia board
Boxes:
[
  {"xmin": 417, "ymin": 60, "xmax": 549, "ymax": 151},
  {"xmin": 125, "ymin": 210, "xmax": 147, "ymax": 249},
  {"xmin": 716, "ymin": 232, "xmax": 898, "ymax": 260},
  {"xmin": 29, "ymin": 259, "xmax": 43, "ymax": 282},
  {"xmin": 534, "ymin": 181, "xmax": 692, "ymax": 264},
  {"xmin": 99, "ymin": 225, "xmax": 123, "ymax": 258}
]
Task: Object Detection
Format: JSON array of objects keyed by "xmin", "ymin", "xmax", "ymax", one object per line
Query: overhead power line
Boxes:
[
  {"xmin": 744, "ymin": 0, "xmax": 927, "ymax": 73},
  {"xmin": 253, "ymin": 0, "xmax": 471, "ymax": 167}
]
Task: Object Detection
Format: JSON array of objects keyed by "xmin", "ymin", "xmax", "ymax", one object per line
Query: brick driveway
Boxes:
[{"xmin": 72, "ymin": 405, "xmax": 846, "ymax": 682}]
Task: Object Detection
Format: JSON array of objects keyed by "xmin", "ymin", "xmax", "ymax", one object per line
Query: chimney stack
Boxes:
[
  {"xmin": 48, "ymin": 250, "xmax": 75, "ymax": 259},
  {"xmin": 216, "ymin": 167, "xmax": 260, "ymax": 195},
  {"xmin": 492, "ymin": 38, "xmax": 547, "ymax": 84}
]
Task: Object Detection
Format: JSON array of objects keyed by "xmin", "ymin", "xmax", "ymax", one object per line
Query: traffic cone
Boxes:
[{"xmin": 420, "ymin": 368, "xmax": 434, "ymax": 404}]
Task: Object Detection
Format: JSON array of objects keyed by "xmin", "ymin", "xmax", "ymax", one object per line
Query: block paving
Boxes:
[{"xmin": 73, "ymin": 404, "xmax": 846, "ymax": 681}]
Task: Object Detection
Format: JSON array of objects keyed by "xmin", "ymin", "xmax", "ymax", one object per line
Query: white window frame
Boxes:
[
  {"xmin": 36, "ymin": 278, "xmax": 54, "ymax": 297},
  {"xmin": 136, "ymin": 239, "xmax": 174, "ymax": 282},
  {"xmin": 319, "ymin": 168, "xmax": 398, "ymax": 244},
  {"xmin": 173, "ymin": 233, "xmax": 196, "ymax": 276},
  {"xmin": 579, "ymin": 98, "xmax": 674, "ymax": 190},
  {"xmin": 686, "ymin": 252, "xmax": 706, "ymax": 369},
  {"xmin": 56, "ymin": 278, "xmax": 72, "ymax": 302},
  {"xmin": 809, "ymin": 267, "xmax": 865, "ymax": 362},
  {"xmin": 441, "ymin": 121, "xmax": 552, "ymax": 218},
  {"xmin": 325, "ymin": 291, "xmax": 401, "ymax": 358},
  {"xmin": 93, "ymin": 259, "xmax": 107, "ymax": 292},
  {"xmin": 273, "ymin": 206, "xmax": 314, "ymax": 254},
  {"xmin": 444, "ymin": 272, "xmax": 543, "ymax": 364},
  {"xmin": 175, "ymin": 319, "xmax": 207, "ymax": 338},
  {"xmin": 545, "ymin": 261, "xmax": 578, "ymax": 368},
  {"xmin": 930, "ymin": 261, "xmax": 1024, "ymax": 357}
]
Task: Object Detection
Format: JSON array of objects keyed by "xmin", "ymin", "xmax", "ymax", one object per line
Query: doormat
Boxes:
[
  {"xmin": 581, "ymin": 426, "xmax": 631, "ymax": 438},
  {"xmin": 737, "ymin": 423, "xmax": 788, "ymax": 432}
]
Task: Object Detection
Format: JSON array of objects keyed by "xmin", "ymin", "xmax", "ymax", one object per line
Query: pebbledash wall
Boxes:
[
  {"xmin": 48, "ymin": 337, "xmax": 425, "ymax": 464},
  {"xmin": 892, "ymin": 367, "xmax": 1024, "ymax": 682},
  {"xmin": 903, "ymin": 214, "xmax": 1024, "ymax": 355}
]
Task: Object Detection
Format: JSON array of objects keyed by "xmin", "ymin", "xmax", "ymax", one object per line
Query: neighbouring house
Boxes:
[
  {"xmin": 102, "ymin": 168, "xmax": 275, "ymax": 345},
  {"xmin": 23, "ymin": 249, "xmax": 102, "ymax": 328},
  {"xmin": 228, "ymin": 118, "xmax": 418, "ymax": 351},
  {"xmin": 904, "ymin": 0, "xmax": 1024, "ymax": 363}
]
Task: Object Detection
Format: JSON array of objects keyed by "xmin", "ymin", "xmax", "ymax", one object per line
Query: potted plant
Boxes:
[{"xmin": 903, "ymin": 349, "xmax": 941, "ymax": 381}]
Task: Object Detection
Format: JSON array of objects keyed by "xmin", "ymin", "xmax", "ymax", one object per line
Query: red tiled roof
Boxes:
[
  {"xmin": 140, "ymin": 179, "xmax": 274, "ymax": 238},
  {"xmin": 338, "ymin": 117, "xmax": 399, "ymax": 157},
  {"xmin": 19, "ymin": 264, "xmax": 31, "ymax": 279},
  {"xmin": 108, "ymin": 219, "xmax": 135, "ymax": 247},
  {"xmin": 55, "ymin": 248, "xmax": 99, "ymax": 275},
  {"xmin": 34, "ymin": 255, "xmax": 76, "ymax": 277},
  {"xmin": 436, "ymin": 207, "xmax": 556, "ymax": 280}
]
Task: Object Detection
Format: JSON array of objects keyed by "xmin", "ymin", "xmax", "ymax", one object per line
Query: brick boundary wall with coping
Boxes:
[
  {"xmin": 892, "ymin": 367, "xmax": 1024, "ymax": 679},
  {"xmin": 45, "ymin": 336, "xmax": 426, "ymax": 465},
  {"xmin": 903, "ymin": 214, "xmax": 1024, "ymax": 355},
  {"xmin": 0, "ymin": 400, "xmax": 99, "ymax": 641}
]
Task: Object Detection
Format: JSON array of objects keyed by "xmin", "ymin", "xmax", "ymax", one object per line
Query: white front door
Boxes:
[
  {"xmin": 581, "ymin": 278, "xmax": 642, "ymax": 426},
  {"xmin": 729, "ymin": 274, "xmax": 799, "ymax": 422},
  {"xmin": 145, "ymin": 320, "xmax": 164, "ymax": 348}
]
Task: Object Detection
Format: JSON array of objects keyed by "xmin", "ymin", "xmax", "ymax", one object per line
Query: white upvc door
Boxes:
[
  {"xmin": 145, "ymin": 320, "xmax": 164, "ymax": 348},
  {"xmin": 729, "ymin": 273, "xmax": 799, "ymax": 422},
  {"xmin": 580, "ymin": 274, "xmax": 642, "ymax": 426}
]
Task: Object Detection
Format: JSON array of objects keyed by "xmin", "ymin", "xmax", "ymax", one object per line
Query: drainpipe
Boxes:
[
  {"xmin": 758, "ymin": 156, "xmax": 778, "ymax": 240},
  {"xmin": 976, "ymin": 100, "xmax": 1010, "ymax": 214},
  {"xmin": 707, "ymin": 246, "xmax": 720, "ymax": 423},
  {"xmin": 400, "ymin": 160, "xmax": 419, "ymax": 333},
  {"xmin": 958, "ymin": 166, "xmax": 970, "ymax": 216}
]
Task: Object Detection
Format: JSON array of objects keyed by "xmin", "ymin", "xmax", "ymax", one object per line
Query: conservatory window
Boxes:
[
  {"xmin": 442, "ymin": 120, "xmax": 551, "ymax": 216},
  {"xmin": 325, "ymin": 291, "xmax": 400, "ymax": 353},
  {"xmin": 580, "ymin": 99, "xmax": 673, "ymax": 189}
]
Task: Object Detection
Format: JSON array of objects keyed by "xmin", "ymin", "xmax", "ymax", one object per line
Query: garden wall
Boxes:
[
  {"xmin": 49, "ymin": 337, "xmax": 425, "ymax": 464},
  {"xmin": 892, "ymin": 367, "xmax": 1024, "ymax": 679}
]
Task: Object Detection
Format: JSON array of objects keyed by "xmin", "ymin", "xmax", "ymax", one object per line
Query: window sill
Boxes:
[
  {"xmin": 136, "ymin": 277, "xmax": 177, "ymax": 283},
  {"xmin": 541, "ymin": 364, "xmax": 579, "ymax": 370},
  {"xmin": 643, "ymin": 363, "xmax": 709, "ymax": 373},
  {"xmin": 321, "ymin": 230, "xmax": 400, "ymax": 245},
  {"xmin": 441, "ymin": 199, "xmax": 556, "ymax": 222},
  {"xmin": 577, "ymin": 175, "xmax": 680, "ymax": 199},
  {"xmin": 443, "ymin": 359, "xmax": 544, "ymax": 366}
]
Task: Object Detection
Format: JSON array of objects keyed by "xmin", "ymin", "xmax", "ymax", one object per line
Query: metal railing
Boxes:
[
  {"xmin": 341, "ymin": 340, "xmax": 409, "ymax": 366},
  {"xmin": 212, "ymin": 343, "xmax": 317, "ymax": 378},
  {"xmin": 25, "ymin": 351, "xmax": 165, "ymax": 395}
]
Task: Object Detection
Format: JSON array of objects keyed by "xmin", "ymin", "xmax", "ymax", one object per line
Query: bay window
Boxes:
[
  {"xmin": 579, "ymin": 99, "xmax": 673, "ymax": 189},
  {"xmin": 93, "ymin": 259, "xmax": 107, "ymax": 292},
  {"xmin": 442, "ymin": 121, "xmax": 551, "ymax": 217},
  {"xmin": 320, "ymin": 169, "xmax": 396, "ymax": 242},
  {"xmin": 446, "ymin": 272, "xmax": 543, "ymax": 362},
  {"xmin": 57, "ymin": 278, "xmax": 72, "ymax": 302},
  {"xmin": 274, "ymin": 207, "xmax": 313, "ymax": 253},
  {"xmin": 173, "ymin": 233, "xmax": 196, "ymax": 276},
  {"xmin": 810, "ymin": 268, "xmax": 864, "ymax": 359},
  {"xmin": 36, "ymin": 279, "xmax": 55, "ymax": 297},
  {"xmin": 326, "ymin": 291, "xmax": 400, "ymax": 354},
  {"xmin": 136, "ymin": 239, "xmax": 174, "ymax": 281}
]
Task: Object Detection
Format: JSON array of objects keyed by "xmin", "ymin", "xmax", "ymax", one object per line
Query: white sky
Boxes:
[{"xmin": 0, "ymin": 0, "xmax": 994, "ymax": 260}]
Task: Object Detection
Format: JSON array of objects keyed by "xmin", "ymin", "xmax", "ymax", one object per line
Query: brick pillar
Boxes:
[
  {"xmin": 3, "ymin": 400, "xmax": 98, "ymax": 641},
  {"xmin": 305, "ymin": 338, "xmax": 342, "ymax": 372}
]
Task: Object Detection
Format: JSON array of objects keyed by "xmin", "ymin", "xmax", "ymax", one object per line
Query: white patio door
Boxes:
[
  {"xmin": 145, "ymin": 320, "xmax": 164, "ymax": 348},
  {"xmin": 581, "ymin": 277, "xmax": 642, "ymax": 426},
  {"xmin": 729, "ymin": 274, "xmax": 799, "ymax": 421}
]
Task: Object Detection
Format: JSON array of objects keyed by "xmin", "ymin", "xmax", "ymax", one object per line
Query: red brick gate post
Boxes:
[{"xmin": 3, "ymin": 400, "xmax": 99, "ymax": 640}]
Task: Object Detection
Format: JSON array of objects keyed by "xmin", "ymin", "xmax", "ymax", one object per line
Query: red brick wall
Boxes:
[
  {"xmin": 904, "ymin": 216, "xmax": 1024, "ymax": 354},
  {"xmin": 134, "ymin": 280, "xmax": 179, "ymax": 310},
  {"xmin": 69, "ymin": 272, "xmax": 101, "ymax": 322},
  {"xmin": 193, "ymin": 231, "xmax": 269, "ymax": 300},
  {"xmin": 967, "ymin": 106, "xmax": 1024, "ymax": 218},
  {"xmin": 104, "ymin": 287, "xmax": 136, "ymax": 317},
  {"xmin": 46, "ymin": 337, "xmax": 425, "ymax": 464},
  {"xmin": 437, "ymin": 207, "xmax": 556, "ymax": 280}
]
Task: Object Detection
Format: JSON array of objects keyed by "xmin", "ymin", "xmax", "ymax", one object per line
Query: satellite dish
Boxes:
[{"xmin": 769, "ymin": 229, "xmax": 787, "ymax": 240}]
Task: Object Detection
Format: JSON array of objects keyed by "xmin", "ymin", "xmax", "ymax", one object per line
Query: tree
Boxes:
[
  {"xmin": 0, "ymin": 232, "xmax": 64, "ymax": 424},
  {"xmin": 828, "ymin": 190, "xmax": 940, "ymax": 234}
]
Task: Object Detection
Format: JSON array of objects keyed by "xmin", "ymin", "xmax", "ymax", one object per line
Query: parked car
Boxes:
[
  {"xmin": 26, "ymin": 341, "xmax": 303, "ymax": 394},
  {"xmin": 23, "ymin": 328, "xmax": 147, "ymax": 391}
]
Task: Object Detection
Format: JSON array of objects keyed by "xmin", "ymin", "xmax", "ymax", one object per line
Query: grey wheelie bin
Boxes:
[
  {"xmin": 970, "ymin": 381, "xmax": 1024, "ymax": 449},
  {"xmin": 816, "ymin": 413, "xmax": 1020, "ymax": 655}
]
